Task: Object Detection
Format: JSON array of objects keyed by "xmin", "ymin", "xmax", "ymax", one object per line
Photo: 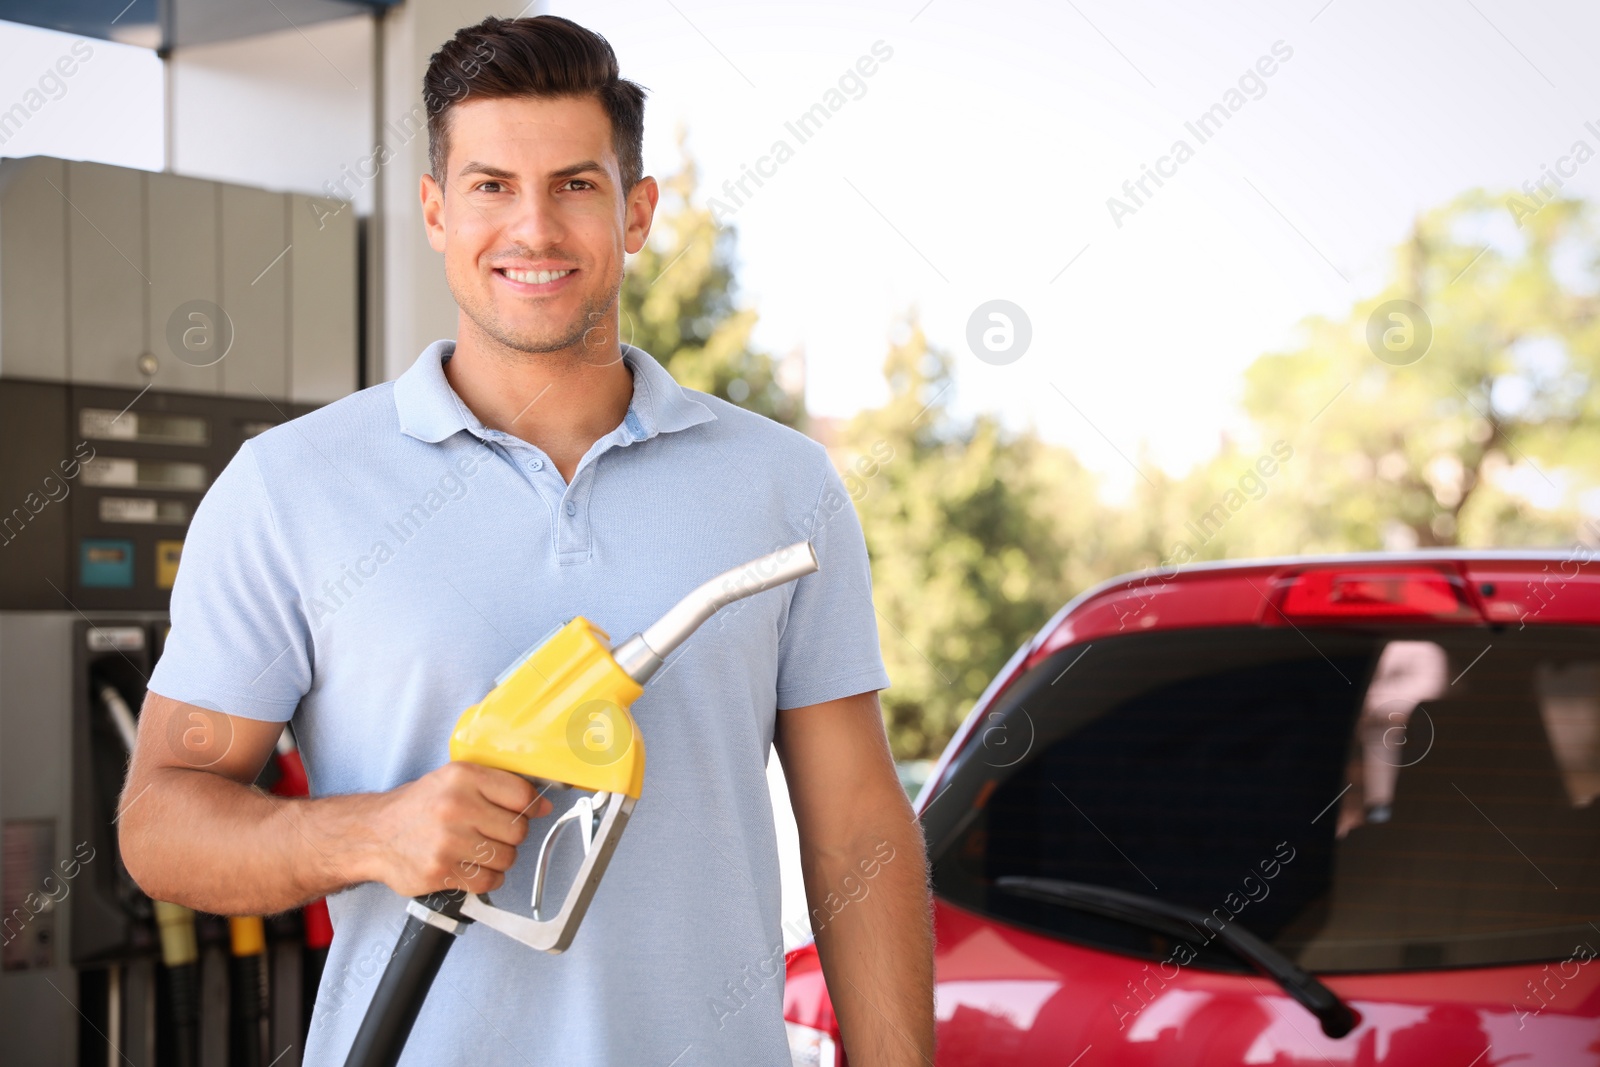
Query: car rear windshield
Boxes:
[{"xmin": 926, "ymin": 624, "xmax": 1600, "ymax": 973}]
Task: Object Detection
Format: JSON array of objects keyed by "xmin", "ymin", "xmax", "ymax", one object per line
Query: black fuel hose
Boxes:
[
  {"xmin": 153, "ymin": 901, "xmax": 201, "ymax": 1067},
  {"xmin": 164, "ymin": 959, "xmax": 200, "ymax": 1067},
  {"xmin": 228, "ymin": 916, "xmax": 270, "ymax": 1067},
  {"xmin": 342, "ymin": 891, "xmax": 473, "ymax": 1067}
]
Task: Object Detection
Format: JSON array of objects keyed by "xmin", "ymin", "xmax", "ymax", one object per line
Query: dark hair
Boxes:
[{"xmin": 423, "ymin": 15, "xmax": 648, "ymax": 195}]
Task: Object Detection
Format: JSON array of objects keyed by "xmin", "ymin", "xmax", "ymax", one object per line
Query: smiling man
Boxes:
[{"xmin": 117, "ymin": 14, "xmax": 934, "ymax": 1067}]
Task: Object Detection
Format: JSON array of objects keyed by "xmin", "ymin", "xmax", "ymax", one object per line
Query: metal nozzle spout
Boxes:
[{"xmin": 611, "ymin": 540, "xmax": 818, "ymax": 683}]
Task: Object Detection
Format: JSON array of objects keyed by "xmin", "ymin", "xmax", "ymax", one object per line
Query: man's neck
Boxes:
[{"xmin": 444, "ymin": 324, "xmax": 634, "ymax": 483}]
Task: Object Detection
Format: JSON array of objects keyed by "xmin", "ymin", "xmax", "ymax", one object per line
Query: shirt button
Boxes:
[
  {"xmin": 528, "ymin": 459, "xmax": 543, "ymax": 472},
  {"xmin": 564, "ymin": 501, "xmax": 577, "ymax": 516}
]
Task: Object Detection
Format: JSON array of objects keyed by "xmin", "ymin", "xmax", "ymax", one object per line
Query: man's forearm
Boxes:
[
  {"xmin": 806, "ymin": 813, "xmax": 936, "ymax": 1066},
  {"xmin": 119, "ymin": 766, "xmax": 383, "ymax": 916}
]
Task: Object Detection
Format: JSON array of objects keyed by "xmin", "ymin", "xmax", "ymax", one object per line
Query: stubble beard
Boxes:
[{"xmin": 455, "ymin": 260, "xmax": 623, "ymax": 363}]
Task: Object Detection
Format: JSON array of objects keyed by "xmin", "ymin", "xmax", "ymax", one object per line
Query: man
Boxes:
[{"xmin": 118, "ymin": 13, "xmax": 935, "ymax": 1067}]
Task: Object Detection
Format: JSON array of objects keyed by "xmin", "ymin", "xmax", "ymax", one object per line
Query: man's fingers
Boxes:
[
  {"xmin": 522, "ymin": 794, "xmax": 555, "ymax": 819},
  {"xmin": 467, "ymin": 795, "xmax": 548, "ymax": 848},
  {"xmin": 442, "ymin": 867, "xmax": 505, "ymax": 895},
  {"xmin": 435, "ymin": 834, "xmax": 517, "ymax": 887},
  {"xmin": 400, "ymin": 763, "xmax": 560, "ymax": 896},
  {"xmin": 473, "ymin": 843, "xmax": 517, "ymax": 874},
  {"xmin": 468, "ymin": 764, "xmax": 542, "ymax": 818}
]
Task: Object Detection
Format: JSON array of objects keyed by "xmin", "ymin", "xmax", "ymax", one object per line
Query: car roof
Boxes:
[
  {"xmin": 1036, "ymin": 547, "xmax": 1598, "ymax": 645},
  {"xmin": 1054, "ymin": 546, "xmax": 1592, "ymax": 619},
  {"xmin": 916, "ymin": 547, "xmax": 1600, "ymax": 816}
]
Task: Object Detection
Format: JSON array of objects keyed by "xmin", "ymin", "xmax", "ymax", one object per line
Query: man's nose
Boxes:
[{"xmin": 501, "ymin": 189, "xmax": 569, "ymax": 251}]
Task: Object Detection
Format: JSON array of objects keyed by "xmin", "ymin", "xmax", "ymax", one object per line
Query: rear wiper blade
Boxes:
[{"xmin": 995, "ymin": 876, "xmax": 1359, "ymax": 1039}]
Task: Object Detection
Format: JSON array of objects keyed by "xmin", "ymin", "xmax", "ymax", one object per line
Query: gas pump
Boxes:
[{"xmin": 0, "ymin": 154, "xmax": 357, "ymax": 1064}]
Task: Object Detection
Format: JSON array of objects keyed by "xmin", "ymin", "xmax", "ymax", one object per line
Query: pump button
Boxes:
[{"xmin": 80, "ymin": 539, "xmax": 134, "ymax": 588}]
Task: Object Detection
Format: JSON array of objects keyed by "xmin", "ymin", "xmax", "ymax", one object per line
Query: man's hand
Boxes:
[
  {"xmin": 369, "ymin": 762, "xmax": 551, "ymax": 896},
  {"xmin": 119, "ymin": 692, "xmax": 551, "ymax": 916}
]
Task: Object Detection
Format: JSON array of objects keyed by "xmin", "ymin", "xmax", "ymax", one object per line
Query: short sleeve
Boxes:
[
  {"xmin": 146, "ymin": 440, "xmax": 311, "ymax": 722},
  {"xmin": 775, "ymin": 456, "xmax": 892, "ymax": 710}
]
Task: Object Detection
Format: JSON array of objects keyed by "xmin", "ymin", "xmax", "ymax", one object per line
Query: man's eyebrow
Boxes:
[
  {"xmin": 456, "ymin": 160, "xmax": 608, "ymax": 182},
  {"xmin": 549, "ymin": 159, "xmax": 607, "ymax": 182},
  {"xmin": 458, "ymin": 161, "xmax": 518, "ymax": 180}
]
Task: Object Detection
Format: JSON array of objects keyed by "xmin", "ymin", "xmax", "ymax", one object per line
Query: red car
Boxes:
[{"xmin": 785, "ymin": 552, "xmax": 1600, "ymax": 1066}]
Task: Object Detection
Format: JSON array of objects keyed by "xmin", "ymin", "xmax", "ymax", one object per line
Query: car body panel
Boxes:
[
  {"xmin": 926, "ymin": 898, "xmax": 1599, "ymax": 1067},
  {"xmin": 785, "ymin": 900, "xmax": 1600, "ymax": 1067},
  {"xmin": 785, "ymin": 552, "xmax": 1600, "ymax": 1066}
]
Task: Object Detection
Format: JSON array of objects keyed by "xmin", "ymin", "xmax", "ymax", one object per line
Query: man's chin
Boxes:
[
  {"xmin": 451, "ymin": 275, "xmax": 619, "ymax": 361},
  {"xmin": 485, "ymin": 322, "xmax": 590, "ymax": 357},
  {"xmin": 458, "ymin": 300, "xmax": 577, "ymax": 353}
]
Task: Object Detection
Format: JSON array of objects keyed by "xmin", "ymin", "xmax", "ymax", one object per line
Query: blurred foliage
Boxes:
[
  {"xmin": 1239, "ymin": 189, "xmax": 1600, "ymax": 552},
  {"xmin": 848, "ymin": 189, "xmax": 1600, "ymax": 758},
  {"xmin": 833, "ymin": 317, "xmax": 1153, "ymax": 757},
  {"xmin": 631, "ymin": 151, "xmax": 1600, "ymax": 759},
  {"xmin": 620, "ymin": 127, "xmax": 799, "ymax": 425}
]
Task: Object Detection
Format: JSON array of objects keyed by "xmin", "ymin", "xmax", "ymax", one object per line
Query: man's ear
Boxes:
[
  {"xmin": 624, "ymin": 175, "xmax": 660, "ymax": 255},
  {"xmin": 422, "ymin": 172, "xmax": 447, "ymax": 253}
]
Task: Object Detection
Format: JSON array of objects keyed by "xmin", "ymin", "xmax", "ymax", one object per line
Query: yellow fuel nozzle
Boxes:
[
  {"xmin": 449, "ymin": 617, "xmax": 647, "ymax": 798},
  {"xmin": 445, "ymin": 540, "xmax": 819, "ymax": 955},
  {"xmin": 448, "ymin": 539, "xmax": 820, "ymax": 799}
]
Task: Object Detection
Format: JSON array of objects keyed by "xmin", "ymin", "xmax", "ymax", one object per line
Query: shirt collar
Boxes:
[{"xmin": 394, "ymin": 338, "xmax": 716, "ymax": 445}]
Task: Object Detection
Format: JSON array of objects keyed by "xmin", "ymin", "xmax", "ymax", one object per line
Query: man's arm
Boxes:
[
  {"xmin": 775, "ymin": 690, "xmax": 935, "ymax": 1067},
  {"xmin": 118, "ymin": 691, "xmax": 551, "ymax": 916}
]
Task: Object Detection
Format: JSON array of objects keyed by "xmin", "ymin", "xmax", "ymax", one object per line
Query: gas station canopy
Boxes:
[{"xmin": 0, "ymin": 0, "xmax": 400, "ymax": 51}]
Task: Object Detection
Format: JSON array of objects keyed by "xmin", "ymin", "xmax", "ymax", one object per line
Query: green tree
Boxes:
[
  {"xmin": 620, "ymin": 127, "xmax": 799, "ymax": 425},
  {"xmin": 838, "ymin": 313, "xmax": 1119, "ymax": 759},
  {"xmin": 1237, "ymin": 189, "xmax": 1600, "ymax": 552}
]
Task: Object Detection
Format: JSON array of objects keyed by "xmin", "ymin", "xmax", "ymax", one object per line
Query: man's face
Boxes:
[{"xmin": 421, "ymin": 93, "xmax": 657, "ymax": 358}]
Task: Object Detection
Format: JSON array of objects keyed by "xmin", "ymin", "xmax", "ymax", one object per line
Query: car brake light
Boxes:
[
  {"xmin": 785, "ymin": 1021, "xmax": 840, "ymax": 1067},
  {"xmin": 1275, "ymin": 567, "xmax": 1482, "ymax": 621}
]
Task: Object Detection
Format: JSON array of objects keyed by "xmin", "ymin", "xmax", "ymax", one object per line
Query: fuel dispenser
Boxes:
[{"xmin": 0, "ymin": 154, "xmax": 357, "ymax": 1064}]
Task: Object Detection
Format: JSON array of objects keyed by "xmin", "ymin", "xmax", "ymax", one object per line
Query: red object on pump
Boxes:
[{"xmin": 270, "ymin": 732, "xmax": 334, "ymax": 952}]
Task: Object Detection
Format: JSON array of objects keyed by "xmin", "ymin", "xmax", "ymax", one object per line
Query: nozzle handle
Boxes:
[{"xmin": 612, "ymin": 541, "xmax": 818, "ymax": 683}]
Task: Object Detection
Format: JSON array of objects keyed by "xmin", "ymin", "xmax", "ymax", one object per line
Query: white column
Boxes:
[
  {"xmin": 377, "ymin": 1, "xmax": 549, "ymax": 384},
  {"xmin": 164, "ymin": 2, "xmax": 552, "ymax": 388}
]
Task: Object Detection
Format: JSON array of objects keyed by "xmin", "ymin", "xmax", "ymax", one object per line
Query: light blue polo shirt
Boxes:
[{"xmin": 146, "ymin": 338, "xmax": 890, "ymax": 1067}]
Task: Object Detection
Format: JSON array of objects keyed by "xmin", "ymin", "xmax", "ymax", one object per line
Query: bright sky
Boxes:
[
  {"xmin": 6, "ymin": 0, "xmax": 1600, "ymax": 499},
  {"xmin": 588, "ymin": 0, "xmax": 1600, "ymax": 496}
]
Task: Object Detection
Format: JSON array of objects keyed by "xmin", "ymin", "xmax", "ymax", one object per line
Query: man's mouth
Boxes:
[{"xmin": 499, "ymin": 265, "xmax": 582, "ymax": 283}]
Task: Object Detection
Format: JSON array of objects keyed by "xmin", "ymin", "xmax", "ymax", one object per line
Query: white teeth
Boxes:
[{"xmin": 503, "ymin": 268, "xmax": 573, "ymax": 284}]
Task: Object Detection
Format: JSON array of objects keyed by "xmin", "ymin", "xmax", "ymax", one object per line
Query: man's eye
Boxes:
[
  {"xmin": 566, "ymin": 179, "xmax": 595, "ymax": 191},
  {"xmin": 474, "ymin": 181, "xmax": 505, "ymax": 193}
]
